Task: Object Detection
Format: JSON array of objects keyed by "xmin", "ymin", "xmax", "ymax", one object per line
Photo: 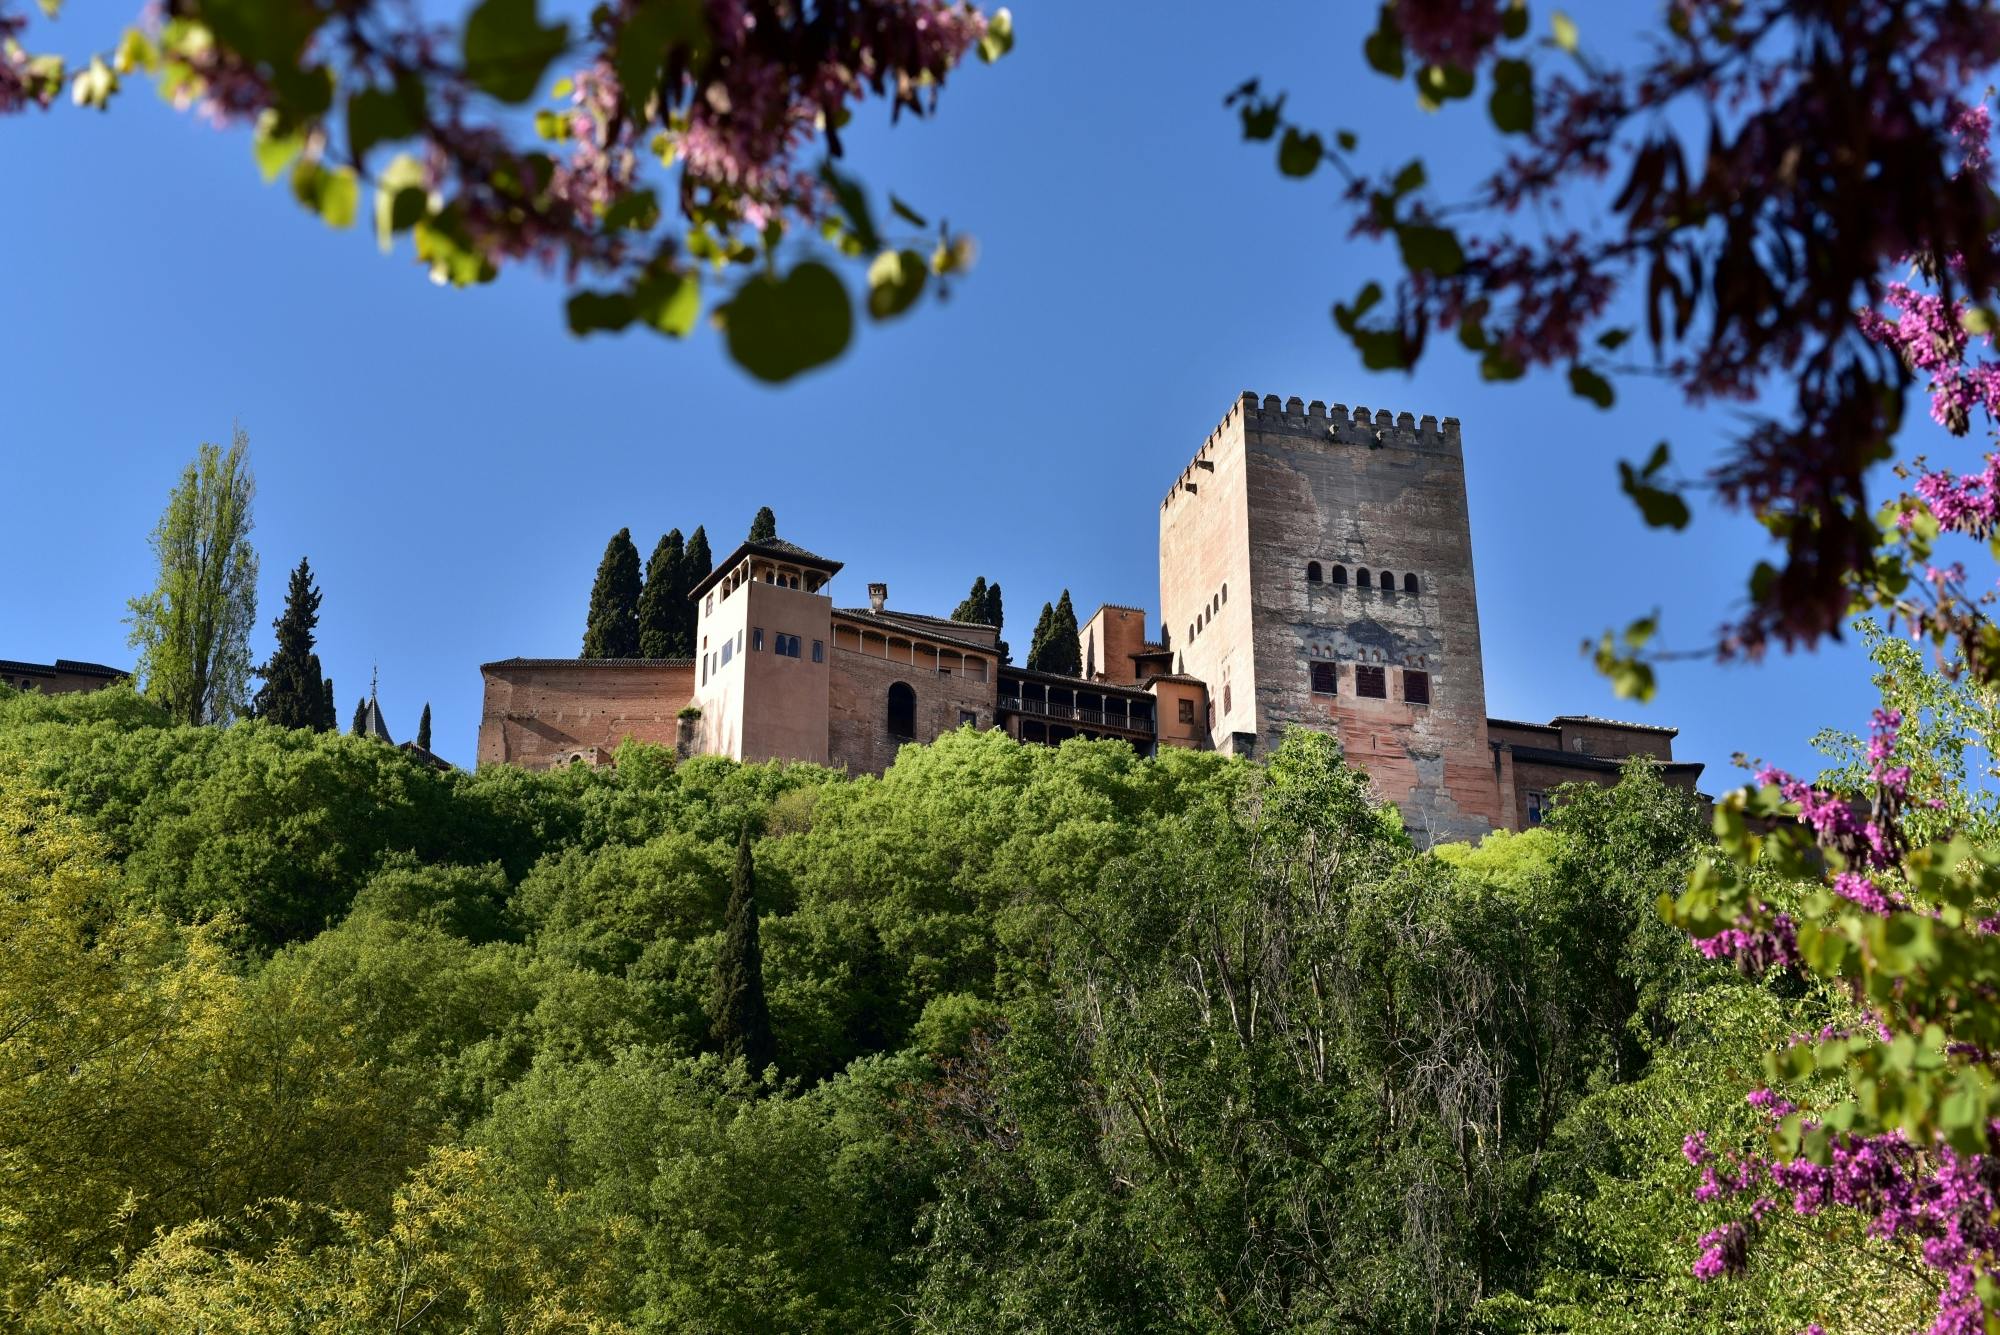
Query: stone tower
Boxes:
[{"xmin": 1158, "ymin": 392, "xmax": 1506, "ymax": 843}]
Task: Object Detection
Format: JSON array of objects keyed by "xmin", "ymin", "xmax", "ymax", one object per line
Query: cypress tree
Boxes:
[
  {"xmin": 251, "ymin": 557, "xmax": 324, "ymax": 729},
  {"xmin": 709, "ymin": 824, "xmax": 776, "ymax": 1078},
  {"xmin": 679, "ymin": 526, "xmax": 713, "ymax": 653},
  {"xmin": 350, "ymin": 695, "xmax": 367, "ymax": 736},
  {"xmin": 747, "ymin": 506, "xmax": 777, "ymax": 542},
  {"xmin": 637, "ymin": 528, "xmax": 686, "ymax": 659},
  {"xmin": 319, "ymin": 673, "xmax": 335, "ymax": 732},
  {"xmin": 1026, "ymin": 601, "xmax": 1055, "ymax": 671},
  {"xmin": 987, "ymin": 582, "xmax": 1010, "ymax": 664},
  {"xmin": 416, "ymin": 703, "xmax": 432, "ymax": 751},
  {"xmin": 1043, "ymin": 589, "xmax": 1082, "ymax": 676},
  {"xmin": 582, "ymin": 528, "xmax": 643, "ymax": 659},
  {"xmin": 951, "ymin": 576, "xmax": 989, "ymax": 624}
]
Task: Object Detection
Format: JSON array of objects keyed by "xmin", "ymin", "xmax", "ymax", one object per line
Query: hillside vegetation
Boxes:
[{"xmin": 0, "ymin": 685, "xmax": 1925, "ymax": 1332}]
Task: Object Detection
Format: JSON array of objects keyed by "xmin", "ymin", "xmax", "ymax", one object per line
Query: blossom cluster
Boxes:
[
  {"xmin": 1688, "ymin": 1103, "xmax": 2000, "ymax": 1335},
  {"xmin": 1858, "ymin": 284, "xmax": 2000, "ymax": 436}
]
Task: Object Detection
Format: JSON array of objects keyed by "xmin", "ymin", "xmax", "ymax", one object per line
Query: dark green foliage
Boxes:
[
  {"xmin": 637, "ymin": 528, "xmax": 687, "ymax": 659},
  {"xmin": 1025, "ymin": 590, "xmax": 1080, "ymax": 675},
  {"xmin": 581, "ymin": 528, "xmax": 643, "ymax": 659},
  {"xmin": 251, "ymin": 557, "xmax": 326, "ymax": 730},
  {"xmin": 416, "ymin": 702, "xmax": 432, "ymax": 752},
  {"xmin": 350, "ymin": 695, "xmax": 366, "ymax": 736},
  {"xmin": 748, "ymin": 506, "xmax": 777, "ymax": 543},
  {"xmin": 950, "ymin": 577, "xmax": 1008, "ymax": 662},
  {"xmin": 685, "ymin": 525, "xmax": 712, "ymax": 584},
  {"xmin": 710, "ymin": 825, "xmax": 776, "ymax": 1077},
  {"xmin": 315, "ymin": 663, "xmax": 335, "ymax": 731}
]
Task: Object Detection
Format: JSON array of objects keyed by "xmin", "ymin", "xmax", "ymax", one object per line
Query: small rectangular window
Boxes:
[
  {"xmin": 736, "ymin": 631, "xmax": 743, "ymax": 653},
  {"xmin": 1177, "ymin": 698, "xmax": 1195, "ymax": 724},
  {"xmin": 753, "ymin": 627, "xmax": 765, "ymax": 652},
  {"xmin": 721, "ymin": 641, "xmax": 733, "ymax": 667},
  {"xmin": 1355, "ymin": 664, "xmax": 1387, "ymax": 699},
  {"xmin": 1310, "ymin": 661, "xmax": 1337, "ymax": 695},
  {"xmin": 706, "ymin": 594, "xmax": 714, "ymax": 615},
  {"xmin": 959, "ymin": 710, "xmax": 978, "ymax": 727},
  {"xmin": 701, "ymin": 655, "xmax": 708, "ymax": 685},
  {"xmin": 811, "ymin": 639, "xmax": 824, "ymax": 663},
  {"xmin": 1403, "ymin": 669, "xmax": 1431, "ymax": 705}
]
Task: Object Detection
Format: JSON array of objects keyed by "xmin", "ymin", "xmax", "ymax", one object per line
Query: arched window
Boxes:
[
  {"xmin": 1378, "ymin": 570, "xmax": 1393, "ymax": 590},
  {"xmin": 1357, "ymin": 569, "xmax": 1372, "ymax": 589},
  {"xmin": 1306, "ymin": 561, "xmax": 1322, "ymax": 583},
  {"xmin": 1404, "ymin": 572, "xmax": 1419, "ymax": 594},
  {"xmin": 1211, "ymin": 595, "xmax": 1219, "ymax": 614},
  {"xmin": 1331, "ymin": 564, "xmax": 1347, "ymax": 586},
  {"xmin": 1221, "ymin": 584, "xmax": 1228, "ymax": 604},
  {"xmin": 887, "ymin": 682, "xmax": 916, "ymax": 740},
  {"xmin": 1188, "ymin": 622, "xmax": 1195, "ymax": 643}
]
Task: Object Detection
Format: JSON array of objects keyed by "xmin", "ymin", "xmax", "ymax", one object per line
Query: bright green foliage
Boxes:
[
  {"xmin": 251, "ymin": 557, "xmax": 327, "ymax": 730},
  {"xmin": 636, "ymin": 529, "xmax": 688, "ymax": 659},
  {"xmin": 709, "ymin": 825, "xmax": 776, "ymax": 1077},
  {"xmin": 0, "ymin": 684, "xmax": 1905, "ymax": 1330},
  {"xmin": 582, "ymin": 529, "xmax": 643, "ymax": 660},
  {"xmin": 125, "ymin": 429, "xmax": 259, "ymax": 725},
  {"xmin": 747, "ymin": 507, "xmax": 777, "ymax": 543}
]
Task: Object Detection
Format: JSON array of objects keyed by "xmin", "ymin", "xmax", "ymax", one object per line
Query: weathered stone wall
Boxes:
[
  {"xmin": 1550, "ymin": 717, "xmax": 1677, "ymax": 761},
  {"xmin": 476, "ymin": 661, "xmax": 694, "ymax": 769},
  {"xmin": 827, "ymin": 637, "xmax": 996, "ymax": 775}
]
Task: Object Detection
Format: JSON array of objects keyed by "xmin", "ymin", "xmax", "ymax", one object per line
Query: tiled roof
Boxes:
[
  {"xmin": 1141, "ymin": 672, "xmax": 1206, "ymax": 687},
  {"xmin": 690, "ymin": 535, "xmax": 844, "ymax": 600},
  {"xmin": 1550, "ymin": 714, "xmax": 1679, "ymax": 735},
  {"xmin": 481, "ymin": 656, "xmax": 695, "ymax": 670},
  {"xmin": 0, "ymin": 658, "xmax": 127, "ymax": 678},
  {"xmin": 1487, "ymin": 717, "xmax": 1560, "ymax": 732},
  {"xmin": 1507, "ymin": 743, "xmax": 1702, "ymax": 776},
  {"xmin": 999, "ymin": 664, "xmax": 1156, "ymax": 699},
  {"xmin": 833, "ymin": 609, "xmax": 1000, "ymax": 656}
]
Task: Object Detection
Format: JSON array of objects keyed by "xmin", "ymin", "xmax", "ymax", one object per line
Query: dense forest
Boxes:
[{"xmin": 0, "ymin": 679, "xmax": 1938, "ymax": 1332}]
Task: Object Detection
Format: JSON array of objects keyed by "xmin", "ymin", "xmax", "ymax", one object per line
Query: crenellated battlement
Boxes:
[{"xmin": 1162, "ymin": 391, "xmax": 1462, "ymax": 509}]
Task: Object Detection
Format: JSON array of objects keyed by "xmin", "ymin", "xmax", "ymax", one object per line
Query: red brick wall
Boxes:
[
  {"xmin": 827, "ymin": 639, "xmax": 996, "ymax": 775},
  {"xmin": 477, "ymin": 663, "xmax": 694, "ymax": 769}
]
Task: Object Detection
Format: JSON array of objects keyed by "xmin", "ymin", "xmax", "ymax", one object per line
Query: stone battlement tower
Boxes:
[{"xmin": 1158, "ymin": 392, "xmax": 1506, "ymax": 842}]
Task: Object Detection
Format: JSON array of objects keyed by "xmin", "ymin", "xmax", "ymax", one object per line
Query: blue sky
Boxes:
[{"xmin": 1, "ymin": 0, "xmax": 1904, "ymax": 776}]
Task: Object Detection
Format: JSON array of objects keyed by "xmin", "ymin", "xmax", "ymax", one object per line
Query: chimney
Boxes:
[{"xmin": 867, "ymin": 582, "xmax": 887, "ymax": 612}]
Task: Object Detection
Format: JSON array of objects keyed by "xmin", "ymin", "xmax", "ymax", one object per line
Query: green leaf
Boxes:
[
  {"xmin": 612, "ymin": 0, "xmax": 705, "ymax": 111},
  {"xmin": 1332, "ymin": 281, "xmax": 1383, "ymax": 334},
  {"xmin": 1364, "ymin": 4, "xmax": 1404, "ymax": 78},
  {"xmin": 1336, "ymin": 129, "xmax": 1357, "ymax": 151},
  {"xmin": 1552, "ymin": 9, "xmax": 1578, "ymax": 52},
  {"xmin": 601, "ymin": 189, "xmax": 660, "ymax": 232},
  {"xmin": 888, "ymin": 194, "xmax": 929, "ymax": 229},
  {"xmin": 821, "ymin": 163, "xmax": 880, "ymax": 255},
  {"xmin": 373, "ymin": 153, "xmax": 428, "ymax": 252},
  {"xmin": 1278, "ymin": 128, "xmax": 1322, "ymax": 177},
  {"xmin": 1567, "ymin": 362, "xmax": 1614, "ymax": 408},
  {"xmin": 866, "ymin": 249, "xmax": 928, "ymax": 321},
  {"xmin": 1419, "ymin": 63, "xmax": 1475, "ymax": 106},
  {"xmin": 977, "ymin": 7, "xmax": 1013, "ymax": 63},
  {"xmin": 567, "ymin": 289, "xmax": 637, "ymax": 335},
  {"xmin": 1396, "ymin": 223, "xmax": 1464, "ymax": 276},
  {"xmin": 1502, "ymin": 0, "xmax": 1530, "ymax": 40},
  {"xmin": 634, "ymin": 269, "xmax": 700, "ymax": 336},
  {"xmin": 346, "ymin": 85, "xmax": 420, "ymax": 165},
  {"xmin": 200, "ymin": 0, "xmax": 328, "ymax": 71},
  {"xmin": 1240, "ymin": 97, "xmax": 1281, "ymax": 141},
  {"xmin": 291, "ymin": 159, "xmax": 359, "ymax": 229},
  {"xmin": 1391, "ymin": 159, "xmax": 1427, "ymax": 197},
  {"xmin": 1480, "ymin": 347, "xmax": 1525, "ymax": 381},
  {"xmin": 1487, "ymin": 58, "xmax": 1532, "ymax": 134},
  {"xmin": 69, "ymin": 55, "xmax": 117, "ymax": 109},
  {"xmin": 464, "ymin": 0, "xmax": 570, "ymax": 104},
  {"xmin": 1597, "ymin": 326, "xmax": 1632, "ymax": 351},
  {"xmin": 1963, "ymin": 306, "xmax": 1997, "ymax": 336},
  {"xmin": 252, "ymin": 110, "xmax": 305, "ymax": 183},
  {"xmin": 721, "ymin": 262, "xmax": 854, "ymax": 383}
]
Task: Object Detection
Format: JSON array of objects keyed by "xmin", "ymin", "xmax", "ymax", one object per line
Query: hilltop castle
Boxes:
[{"xmin": 478, "ymin": 392, "xmax": 1702, "ymax": 842}]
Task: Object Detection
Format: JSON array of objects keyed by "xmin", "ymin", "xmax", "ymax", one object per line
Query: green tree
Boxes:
[
  {"xmin": 581, "ymin": 529, "xmax": 643, "ymax": 660},
  {"xmin": 1026, "ymin": 590, "xmax": 1080, "ymax": 676},
  {"xmin": 952, "ymin": 577, "xmax": 1009, "ymax": 665},
  {"xmin": 637, "ymin": 529, "xmax": 687, "ymax": 659},
  {"xmin": 748, "ymin": 507, "xmax": 778, "ymax": 543},
  {"xmin": 250, "ymin": 557, "xmax": 325, "ymax": 730},
  {"xmin": 315, "ymin": 666, "xmax": 334, "ymax": 732},
  {"xmin": 680, "ymin": 527, "xmax": 713, "ymax": 652},
  {"xmin": 350, "ymin": 696, "xmax": 366, "ymax": 737},
  {"xmin": 125, "ymin": 430, "xmax": 258, "ymax": 726},
  {"xmin": 709, "ymin": 825, "xmax": 775, "ymax": 1078},
  {"xmin": 1025, "ymin": 602, "xmax": 1054, "ymax": 672},
  {"xmin": 416, "ymin": 703, "xmax": 432, "ymax": 752}
]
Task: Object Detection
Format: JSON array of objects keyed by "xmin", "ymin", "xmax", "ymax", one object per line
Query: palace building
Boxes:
[{"xmin": 477, "ymin": 392, "xmax": 1703, "ymax": 842}]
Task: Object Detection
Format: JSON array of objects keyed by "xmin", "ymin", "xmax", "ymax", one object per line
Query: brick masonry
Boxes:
[{"xmin": 477, "ymin": 660, "xmax": 694, "ymax": 769}]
